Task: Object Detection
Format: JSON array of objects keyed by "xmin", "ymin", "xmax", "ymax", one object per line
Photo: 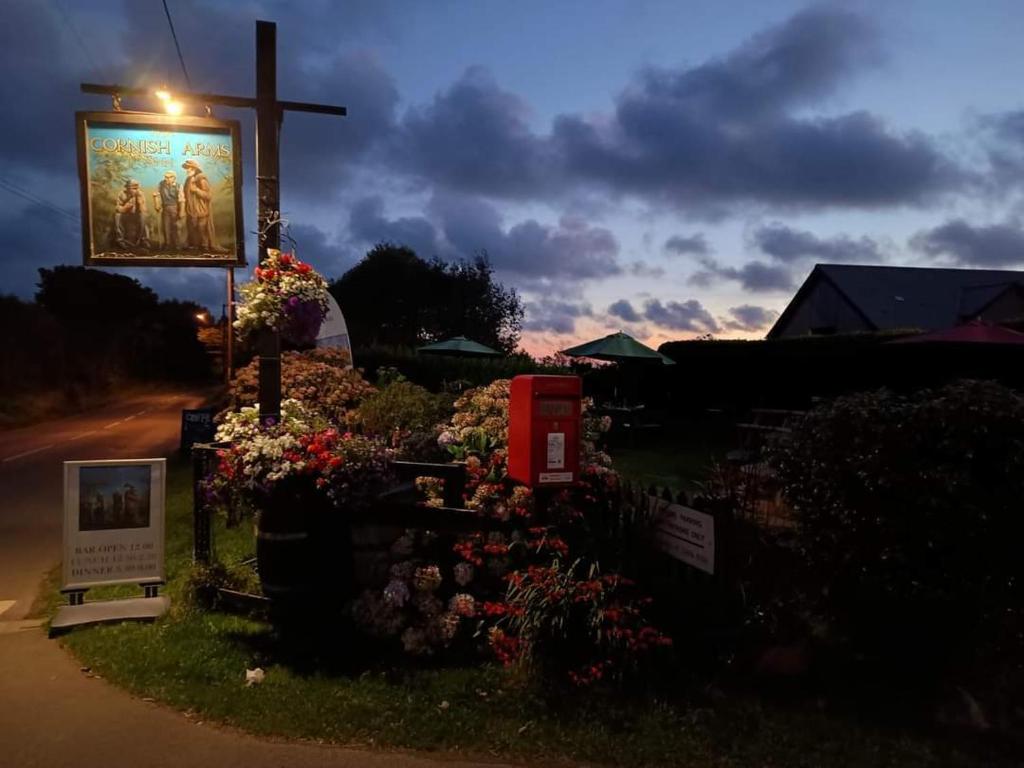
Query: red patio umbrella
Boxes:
[{"xmin": 889, "ymin": 319, "xmax": 1024, "ymax": 344}]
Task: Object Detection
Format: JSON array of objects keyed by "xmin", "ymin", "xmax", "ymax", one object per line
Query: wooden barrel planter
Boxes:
[
  {"xmin": 255, "ymin": 481, "xmax": 356, "ymax": 617},
  {"xmin": 256, "ymin": 488, "xmax": 316, "ymax": 605}
]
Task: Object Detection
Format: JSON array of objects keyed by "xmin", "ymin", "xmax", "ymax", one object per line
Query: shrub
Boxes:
[
  {"xmin": 354, "ymin": 374, "xmax": 454, "ymax": 457},
  {"xmin": 229, "ymin": 348, "xmax": 373, "ymax": 427},
  {"xmin": 772, "ymin": 380, "xmax": 1024, "ymax": 679}
]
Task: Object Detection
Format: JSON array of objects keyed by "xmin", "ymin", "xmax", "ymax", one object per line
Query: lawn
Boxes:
[
  {"xmin": 49, "ymin": 456, "xmax": 1014, "ymax": 768},
  {"xmin": 606, "ymin": 414, "xmax": 735, "ymax": 491}
]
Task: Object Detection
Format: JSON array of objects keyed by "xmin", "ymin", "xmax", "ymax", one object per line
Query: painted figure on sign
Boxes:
[
  {"xmin": 152, "ymin": 171, "xmax": 184, "ymax": 249},
  {"xmin": 122, "ymin": 482, "xmax": 143, "ymax": 526},
  {"xmin": 111, "ymin": 179, "xmax": 150, "ymax": 250},
  {"xmin": 182, "ymin": 159, "xmax": 221, "ymax": 251},
  {"xmin": 110, "ymin": 489, "xmax": 123, "ymax": 524}
]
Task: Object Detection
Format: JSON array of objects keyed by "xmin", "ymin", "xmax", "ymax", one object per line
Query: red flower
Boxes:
[
  {"xmin": 296, "ymin": 262, "xmax": 312, "ymax": 275},
  {"xmin": 279, "ymin": 253, "xmax": 293, "ymax": 265},
  {"xmin": 482, "ymin": 601, "xmax": 507, "ymax": 616}
]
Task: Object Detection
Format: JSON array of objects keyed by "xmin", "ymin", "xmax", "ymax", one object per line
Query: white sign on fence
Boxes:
[{"xmin": 652, "ymin": 499, "xmax": 715, "ymax": 575}]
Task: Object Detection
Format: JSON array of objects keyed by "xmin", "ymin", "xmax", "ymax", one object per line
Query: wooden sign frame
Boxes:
[{"xmin": 76, "ymin": 111, "xmax": 245, "ymax": 267}]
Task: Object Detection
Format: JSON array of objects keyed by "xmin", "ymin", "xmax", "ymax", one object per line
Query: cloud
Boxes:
[
  {"xmin": 552, "ymin": 7, "xmax": 959, "ymax": 211},
  {"xmin": 281, "ymin": 51, "xmax": 400, "ymax": 191},
  {"xmin": 285, "ymin": 222, "xmax": 351, "ymax": 279},
  {"xmin": 0, "ymin": 204, "xmax": 81, "ymax": 298},
  {"xmin": 347, "ymin": 7, "xmax": 963, "ymax": 215},
  {"xmin": 114, "ymin": 1, "xmax": 399, "ymax": 194},
  {"xmin": 910, "ymin": 219, "xmax": 1024, "ymax": 267},
  {"xmin": 629, "ymin": 261, "xmax": 665, "ymax": 278},
  {"xmin": 394, "ymin": 67, "xmax": 555, "ymax": 197},
  {"xmin": 608, "ymin": 299, "xmax": 641, "ymax": 323},
  {"xmin": 981, "ymin": 110, "xmax": 1024, "ymax": 146},
  {"xmin": 0, "ymin": 1, "xmax": 93, "ymax": 179},
  {"xmin": 753, "ymin": 223, "xmax": 884, "ymax": 263},
  {"xmin": 430, "ymin": 194, "xmax": 621, "ymax": 280},
  {"xmin": 690, "ymin": 257, "xmax": 795, "ymax": 292},
  {"xmin": 722, "ymin": 304, "xmax": 780, "ymax": 332},
  {"xmin": 642, "ymin": 298, "xmax": 719, "ymax": 332},
  {"xmin": 348, "ymin": 196, "xmax": 442, "ymax": 260},
  {"xmin": 523, "ymin": 298, "xmax": 592, "ymax": 334},
  {"xmin": 344, "ymin": 193, "xmax": 622, "ymax": 282},
  {"xmin": 664, "ymin": 233, "xmax": 711, "ymax": 256}
]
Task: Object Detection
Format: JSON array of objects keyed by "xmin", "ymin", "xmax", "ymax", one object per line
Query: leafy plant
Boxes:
[
  {"xmin": 772, "ymin": 380, "xmax": 1024, "ymax": 678},
  {"xmin": 494, "ymin": 559, "xmax": 672, "ymax": 687},
  {"xmin": 229, "ymin": 347, "xmax": 373, "ymax": 428},
  {"xmin": 354, "ymin": 375, "xmax": 453, "ymax": 453}
]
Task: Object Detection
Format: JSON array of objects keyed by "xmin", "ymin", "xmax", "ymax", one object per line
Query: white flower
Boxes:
[
  {"xmin": 383, "ymin": 579, "xmax": 410, "ymax": 608},
  {"xmin": 453, "ymin": 562, "xmax": 474, "ymax": 586},
  {"xmin": 448, "ymin": 593, "xmax": 476, "ymax": 618}
]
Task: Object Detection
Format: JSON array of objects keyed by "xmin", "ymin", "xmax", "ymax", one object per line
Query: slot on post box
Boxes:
[{"xmin": 508, "ymin": 375, "xmax": 582, "ymax": 488}]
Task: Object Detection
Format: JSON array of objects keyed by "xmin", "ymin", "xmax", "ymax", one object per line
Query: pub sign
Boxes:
[{"xmin": 76, "ymin": 111, "xmax": 244, "ymax": 267}]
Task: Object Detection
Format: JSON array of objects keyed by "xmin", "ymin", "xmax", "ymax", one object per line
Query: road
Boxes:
[
  {"xmin": 0, "ymin": 390, "xmax": 206, "ymax": 622},
  {"xmin": 0, "ymin": 391, "xmax": 513, "ymax": 768}
]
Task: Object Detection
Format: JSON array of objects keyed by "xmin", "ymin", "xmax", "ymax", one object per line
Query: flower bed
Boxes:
[{"xmin": 350, "ymin": 378, "xmax": 672, "ymax": 686}]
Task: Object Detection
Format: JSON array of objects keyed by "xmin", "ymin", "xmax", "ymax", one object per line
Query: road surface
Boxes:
[
  {"xmin": 0, "ymin": 391, "xmax": 514, "ymax": 768},
  {"xmin": 0, "ymin": 390, "xmax": 207, "ymax": 622}
]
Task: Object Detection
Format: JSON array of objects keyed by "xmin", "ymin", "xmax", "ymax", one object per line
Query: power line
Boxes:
[
  {"xmin": 161, "ymin": 0, "xmax": 194, "ymax": 91},
  {"xmin": 52, "ymin": 0, "xmax": 108, "ymax": 81},
  {"xmin": 0, "ymin": 178, "xmax": 80, "ymax": 225}
]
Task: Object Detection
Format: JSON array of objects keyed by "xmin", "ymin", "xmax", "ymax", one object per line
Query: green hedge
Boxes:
[
  {"xmin": 654, "ymin": 332, "xmax": 1024, "ymax": 411},
  {"xmin": 351, "ymin": 345, "xmax": 564, "ymax": 391}
]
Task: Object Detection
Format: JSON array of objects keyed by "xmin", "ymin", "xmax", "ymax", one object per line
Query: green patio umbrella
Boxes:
[
  {"xmin": 561, "ymin": 331, "xmax": 676, "ymax": 365},
  {"xmin": 417, "ymin": 335, "xmax": 502, "ymax": 358}
]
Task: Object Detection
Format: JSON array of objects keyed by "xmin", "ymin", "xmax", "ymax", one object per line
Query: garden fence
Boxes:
[{"xmin": 191, "ymin": 443, "xmax": 738, "ymax": 617}]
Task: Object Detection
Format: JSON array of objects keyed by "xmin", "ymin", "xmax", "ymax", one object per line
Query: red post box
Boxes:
[{"xmin": 508, "ymin": 374, "xmax": 582, "ymax": 488}]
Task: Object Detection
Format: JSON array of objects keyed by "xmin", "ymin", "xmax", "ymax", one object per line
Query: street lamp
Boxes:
[{"xmin": 154, "ymin": 87, "xmax": 184, "ymax": 116}]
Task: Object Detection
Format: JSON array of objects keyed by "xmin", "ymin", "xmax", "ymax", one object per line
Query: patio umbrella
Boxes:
[
  {"xmin": 562, "ymin": 331, "xmax": 675, "ymax": 408},
  {"xmin": 417, "ymin": 335, "xmax": 502, "ymax": 357},
  {"xmin": 888, "ymin": 319, "xmax": 1024, "ymax": 345},
  {"xmin": 561, "ymin": 331, "xmax": 676, "ymax": 365}
]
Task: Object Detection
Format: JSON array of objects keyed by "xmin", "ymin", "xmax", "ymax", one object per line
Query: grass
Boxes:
[
  {"xmin": 50, "ymin": 457, "xmax": 1015, "ymax": 767},
  {"xmin": 607, "ymin": 416, "xmax": 734, "ymax": 491}
]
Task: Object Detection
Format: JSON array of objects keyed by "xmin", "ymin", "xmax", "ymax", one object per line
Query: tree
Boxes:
[
  {"xmin": 35, "ymin": 266, "xmax": 211, "ymax": 386},
  {"xmin": 330, "ymin": 243, "xmax": 523, "ymax": 354}
]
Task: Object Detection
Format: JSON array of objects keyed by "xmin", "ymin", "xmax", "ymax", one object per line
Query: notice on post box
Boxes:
[{"xmin": 546, "ymin": 432, "xmax": 565, "ymax": 469}]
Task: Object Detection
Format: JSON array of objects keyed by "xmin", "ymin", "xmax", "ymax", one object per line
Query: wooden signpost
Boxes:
[{"xmin": 82, "ymin": 20, "xmax": 347, "ymax": 426}]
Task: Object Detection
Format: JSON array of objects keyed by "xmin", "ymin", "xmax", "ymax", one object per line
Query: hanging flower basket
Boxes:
[{"xmin": 234, "ymin": 249, "xmax": 330, "ymax": 344}]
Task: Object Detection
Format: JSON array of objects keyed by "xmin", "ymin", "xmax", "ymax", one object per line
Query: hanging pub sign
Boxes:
[{"xmin": 75, "ymin": 111, "xmax": 244, "ymax": 267}]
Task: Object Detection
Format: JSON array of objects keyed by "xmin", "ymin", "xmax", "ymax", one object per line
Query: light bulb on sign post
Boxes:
[
  {"xmin": 165, "ymin": 101, "xmax": 184, "ymax": 116},
  {"xmin": 154, "ymin": 88, "xmax": 172, "ymax": 102}
]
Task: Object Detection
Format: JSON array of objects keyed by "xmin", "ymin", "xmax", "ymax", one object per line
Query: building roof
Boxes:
[{"xmin": 768, "ymin": 264, "xmax": 1024, "ymax": 338}]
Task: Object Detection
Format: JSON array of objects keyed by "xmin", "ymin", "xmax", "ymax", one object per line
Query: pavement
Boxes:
[{"xmin": 0, "ymin": 392, "xmax": 514, "ymax": 768}]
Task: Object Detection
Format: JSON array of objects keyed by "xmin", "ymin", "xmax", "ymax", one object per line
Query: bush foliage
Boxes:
[
  {"xmin": 353, "ymin": 372, "xmax": 455, "ymax": 460},
  {"xmin": 772, "ymin": 380, "xmax": 1024, "ymax": 678},
  {"xmin": 228, "ymin": 348, "xmax": 374, "ymax": 427}
]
